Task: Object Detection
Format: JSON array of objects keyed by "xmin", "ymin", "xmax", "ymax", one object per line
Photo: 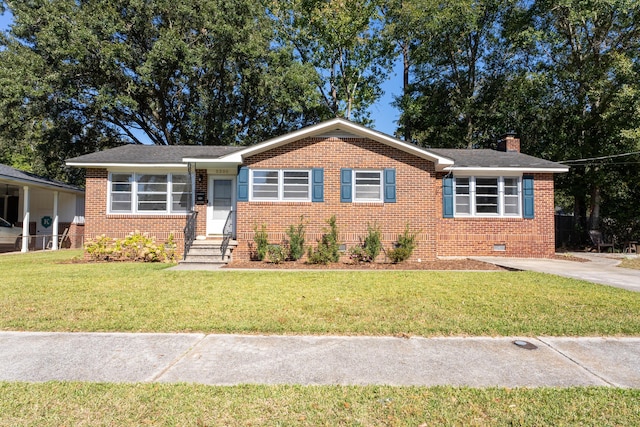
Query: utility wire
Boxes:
[
  {"xmin": 567, "ymin": 162, "xmax": 640, "ymax": 167},
  {"xmin": 560, "ymin": 150, "xmax": 640, "ymax": 164}
]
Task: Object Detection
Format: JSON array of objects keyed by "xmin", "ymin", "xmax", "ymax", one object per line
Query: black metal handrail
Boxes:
[
  {"xmin": 183, "ymin": 210, "xmax": 198, "ymax": 260},
  {"xmin": 220, "ymin": 209, "xmax": 234, "ymax": 257}
]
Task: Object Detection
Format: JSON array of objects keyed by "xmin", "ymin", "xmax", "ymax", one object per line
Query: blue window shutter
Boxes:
[
  {"xmin": 340, "ymin": 168, "xmax": 352, "ymax": 202},
  {"xmin": 443, "ymin": 176, "xmax": 454, "ymax": 218},
  {"xmin": 384, "ymin": 168, "xmax": 396, "ymax": 203},
  {"xmin": 237, "ymin": 166, "xmax": 249, "ymax": 202},
  {"xmin": 312, "ymin": 168, "xmax": 324, "ymax": 202},
  {"xmin": 523, "ymin": 175, "xmax": 534, "ymax": 219}
]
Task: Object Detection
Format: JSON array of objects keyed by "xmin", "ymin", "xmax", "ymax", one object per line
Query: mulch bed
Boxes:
[
  {"xmin": 226, "ymin": 253, "xmax": 592, "ymax": 270},
  {"xmin": 225, "ymin": 258, "xmax": 508, "ymax": 270}
]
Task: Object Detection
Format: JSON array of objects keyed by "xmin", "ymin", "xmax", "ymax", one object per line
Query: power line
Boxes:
[
  {"xmin": 567, "ymin": 161, "xmax": 640, "ymax": 167},
  {"xmin": 561, "ymin": 150, "xmax": 640, "ymax": 164}
]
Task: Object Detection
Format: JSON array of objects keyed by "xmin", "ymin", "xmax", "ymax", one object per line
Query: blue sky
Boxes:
[{"xmin": 0, "ymin": 10, "xmax": 400, "ymax": 136}]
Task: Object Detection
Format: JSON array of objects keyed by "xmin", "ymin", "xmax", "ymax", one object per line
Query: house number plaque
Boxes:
[{"xmin": 213, "ymin": 169, "xmax": 233, "ymax": 175}]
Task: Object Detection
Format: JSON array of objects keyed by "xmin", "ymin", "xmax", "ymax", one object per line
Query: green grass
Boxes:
[
  {"xmin": 0, "ymin": 382, "xmax": 638, "ymax": 426},
  {"xmin": 2, "ymin": 250, "xmax": 640, "ymax": 336},
  {"xmin": 620, "ymin": 256, "xmax": 640, "ymax": 270},
  {"xmin": 2, "ymin": 251, "xmax": 639, "ymax": 423}
]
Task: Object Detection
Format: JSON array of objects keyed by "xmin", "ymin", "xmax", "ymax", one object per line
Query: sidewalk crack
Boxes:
[
  {"xmin": 149, "ymin": 334, "xmax": 208, "ymax": 382},
  {"xmin": 536, "ymin": 337, "xmax": 615, "ymax": 387}
]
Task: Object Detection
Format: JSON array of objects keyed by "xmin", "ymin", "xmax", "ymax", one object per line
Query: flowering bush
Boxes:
[{"xmin": 85, "ymin": 231, "xmax": 176, "ymax": 262}]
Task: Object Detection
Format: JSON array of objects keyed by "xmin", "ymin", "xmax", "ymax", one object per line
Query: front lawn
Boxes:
[
  {"xmin": 1, "ymin": 382, "xmax": 638, "ymax": 426},
  {"xmin": 2, "ymin": 250, "xmax": 639, "ymax": 336}
]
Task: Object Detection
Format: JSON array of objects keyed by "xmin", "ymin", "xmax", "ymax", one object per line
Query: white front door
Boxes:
[{"xmin": 207, "ymin": 176, "xmax": 235, "ymax": 236}]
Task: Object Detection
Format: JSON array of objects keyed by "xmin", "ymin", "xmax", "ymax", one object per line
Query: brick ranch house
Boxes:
[{"xmin": 66, "ymin": 118, "xmax": 568, "ymax": 263}]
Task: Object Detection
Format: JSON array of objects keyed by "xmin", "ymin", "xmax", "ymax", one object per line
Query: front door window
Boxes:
[
  {"xmin": 212, "ymin": 180, "xmax": 232, "ymax": 220},
  {"xmin": 208, "ymin": 177, "xmax": 235, "ymax": 236}
]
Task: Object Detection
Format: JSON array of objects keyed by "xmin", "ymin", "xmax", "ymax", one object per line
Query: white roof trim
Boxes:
[
  {"xmin": 0, "ymin": 176, "xmax": 85, "ymax": 194},
  {"xmin": 214, "ymin": 118, "xmax": 455, "ymax": 167},
  {"xmin": 443, "ymin": 166, "xmax": 570, "ymax": 174},
  {"xmin": 66, "ymin": 162, "xmax": 187, "ymax": 168},
  {"xmin": 181, "ymin": 158, "xmax": 242, "ymax": 165}
]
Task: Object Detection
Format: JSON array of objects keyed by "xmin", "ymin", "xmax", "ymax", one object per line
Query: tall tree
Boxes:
[
  {"xmin": 394, "ymin": 0, "xmax": 517, "ymax": 148},
  {"xmin": 0, "ymin": 0, "xmax": 323, "ymax": 158},
  {"xmin": 519, "ymin": 0, "xmax": 640, "ymax": 233},
  {"xmin": 268, "ymin": 0, "xmax": 393, "ymax": 122}
]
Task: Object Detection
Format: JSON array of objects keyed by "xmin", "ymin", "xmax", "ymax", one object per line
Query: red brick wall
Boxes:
[
  {"xmin": 67, "ymin": 223, "xmax": 84, "ymax": 249},
  {"xmin": 84, "ymin": 168, "xmax": 187, "ymax": 256},
  {"xmin": 83, "ymin": 144, "xmax": 558, "ymax": 261},
  {"xmin": 235, "ymin": 136, "xmax": 438, "ymax": 261},
  {"xmin": 435, "ymin": 173, "xmax": 556, "ymax": 257}
]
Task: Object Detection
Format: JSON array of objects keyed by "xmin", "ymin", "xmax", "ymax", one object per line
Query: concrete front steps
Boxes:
[{"xmin": 180, "ymin": 237, "xmax": 237, "ymax": 266}]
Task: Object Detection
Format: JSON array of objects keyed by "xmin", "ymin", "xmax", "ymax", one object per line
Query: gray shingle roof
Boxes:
[
  {"xmin": 0, "ymin": 164, "xmax": 84, "ymax": 192},
  {"xmin": 428, "ymin": 149, "xmax": 567, "ymax": 170},
  {"xmin": 66, "ymin": 145, "xmax": 245, "ymax": 165},
  {"xmin": 65, "ymin": 142, "xmax": 567, "ymax": 171}
]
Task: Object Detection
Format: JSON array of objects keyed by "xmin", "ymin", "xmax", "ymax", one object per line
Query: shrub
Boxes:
[
  {"xmin": 387, "ymin": 224, "xmax": 417, "ymax": 263},
  {"xmin": 84, "ymin": 231, "xmax": 176, "ymax": 262},
  {"xmin": 85, "ymin": 234, "xmax": 116, "ymax": 261},
  {"xmin": 363, "ymin": 223, "xmax": 382, "ymax": 261},
  {"xmin": 307, "ymin": 215, "xmax": 340, "ymax": 264},
  {"xmin": 253, "ymin": 224, "xmax": 269, "ymax": 261},
  {"xmin": 286, "ymin": 217, "xmax": 306, "ymax": 261},
  {"xmin": 267, "ymin": 244, "xmax": 288, "ymax": 264},
  {"xmin": 349, "ymin": 245, "xmax": 370, "ymax": 263},
  {"xmin": 349, "ymin": 223, "xmax": 382, "ymax": 263}
]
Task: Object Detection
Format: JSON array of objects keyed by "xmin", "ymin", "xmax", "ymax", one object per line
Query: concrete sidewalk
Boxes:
[
  {"xmin": 473, "ymin": 253, "xmax": 640, "ymax": 292},
  {"xmin": 1, "ymin": 332, "xmax": 639, "ymax": 388}
]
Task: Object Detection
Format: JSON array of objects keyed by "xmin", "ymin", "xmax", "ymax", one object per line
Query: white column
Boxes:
[
  {"xmin": 21, "ymin": 186, "xmax": 30, "ymax": 253},
  {"xmin": 52, "ymin": 191, "xmax": 59, "ymax": 250}
]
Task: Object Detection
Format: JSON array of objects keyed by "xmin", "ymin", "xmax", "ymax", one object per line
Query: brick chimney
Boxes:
[{"xmin": 497, "ymin": 132, "xmax": 520, "ymax": 153}]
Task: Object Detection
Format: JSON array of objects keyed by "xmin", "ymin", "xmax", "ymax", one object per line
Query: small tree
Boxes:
[
  {"xmin": 349, "ymin": 222, "xmax": 382, "ymax": 263},
  {"xmin": 363, "ymin": 223, "xmax": 382, "ymax": 261},
  {"xmin": 388, "ymin": 224, "xmax": 417, "ymax": 263},
  {"xmin": 252, "ymin": 224, "xmax": 269, "ymax": 261},
  {"xmin": 286, "ymin": 216, "xmax": 306, "ymax": 261},
  {"xmin": 307, "ymin": 215, "xmax": 340, "ymax": 264}
]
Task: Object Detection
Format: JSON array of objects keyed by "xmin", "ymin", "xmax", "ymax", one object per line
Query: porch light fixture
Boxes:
[{"xmin": 197, "ymin": 174, "xmax": 203, "ymax": 183}]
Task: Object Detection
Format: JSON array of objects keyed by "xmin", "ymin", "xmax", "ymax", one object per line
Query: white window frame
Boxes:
[
  {"xmin": 250, "ymin": 169, "xmax": 311, "ymax": 202},
  {"xmin": 108, "ymin": 172, "xmax": 191, "ymax": 214},
  {"xmin": 453, "ymin": 176, "xmax": 522, "ymax": 217},
  {"xmin": 353, "ymin": 170, "xmax": 383, "ymax": 202}
]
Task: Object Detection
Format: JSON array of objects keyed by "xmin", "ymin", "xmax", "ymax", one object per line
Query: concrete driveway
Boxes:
[
  {"xmin": 1, "ymin": 332, "xmax": 640, "ymax": 387},
  {"xmin": 473, "ymin": 253, "xmax": 640, "ymax": 292}
]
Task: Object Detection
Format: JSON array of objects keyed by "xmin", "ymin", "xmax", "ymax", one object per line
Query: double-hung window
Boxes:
[
  {"xmin": 137, "ymin": 174, "xmax": 168, "ymax": 212},
  {"xmin": 250, "ymin": 170, "xmax": 310, "ymax": 201},
  {"xmin": 109, "ymin": 172, "xmax": 190, "ymax": 214},
  {"xmin": 354, "ymin": 170, "xmax": 382, "ymax": 202},
  {"xmin": 454, "ymin": 176, "xmax": 521, "ymax": 217}
]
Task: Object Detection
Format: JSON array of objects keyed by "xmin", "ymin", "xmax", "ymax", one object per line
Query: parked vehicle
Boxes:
[{"xmin": 0, "ymin": 217, "xmax": 22, "ymax": 251}]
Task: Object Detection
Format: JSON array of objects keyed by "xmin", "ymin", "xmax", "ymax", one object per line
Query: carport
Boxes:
[{"xmin": 0, "ymin": 164, "xmax": 84, "ymax": 252}]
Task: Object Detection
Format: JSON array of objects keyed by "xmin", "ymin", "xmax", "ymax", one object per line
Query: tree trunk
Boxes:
[
  {"xmin": 573, "ymin": 191, "xmax": 588, "ymax": 245},
  {"xmin": 588, "ymin": 185, "xmax": 601, "ymax": 230},
  {"xmin": 402, "ymin": 41, "xmax": 411, "ymax": 141}
]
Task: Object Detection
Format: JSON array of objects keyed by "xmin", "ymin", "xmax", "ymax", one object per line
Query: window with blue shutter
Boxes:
[
  {"xmin": 443, "ymin": 176, "xmax": 454, "ymax": 218},
  {"xmin": 312, "ymin": 168, "xmax": 324, "ymax": 202},
  {"xmin": 237, "ymin": 166, "xmax": 249, "ymax": 202},
  {"xmin": 340, "ymin": 168, "xmax": 352, "ymax": 202},
  {"xmin": 384, "ymin": 168, "xmax": 396, "ymax": 203},
  {"xmin": 523, "ymin": 175, "xmax": 534, "ymax": 219}
]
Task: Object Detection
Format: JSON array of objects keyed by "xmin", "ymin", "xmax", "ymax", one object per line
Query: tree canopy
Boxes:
[{"xmin": 1, "ymin": 0, "xmax": 639, "ymax": 240}]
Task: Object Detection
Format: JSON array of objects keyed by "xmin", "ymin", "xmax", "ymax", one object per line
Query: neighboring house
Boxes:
[
  {"xmin": 0, "ymin": 164, "xmax": 85, "ymax": 252},
  {"xmin": 66, "ymin": 118, "xmax": 568, "ymax": 263}
]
